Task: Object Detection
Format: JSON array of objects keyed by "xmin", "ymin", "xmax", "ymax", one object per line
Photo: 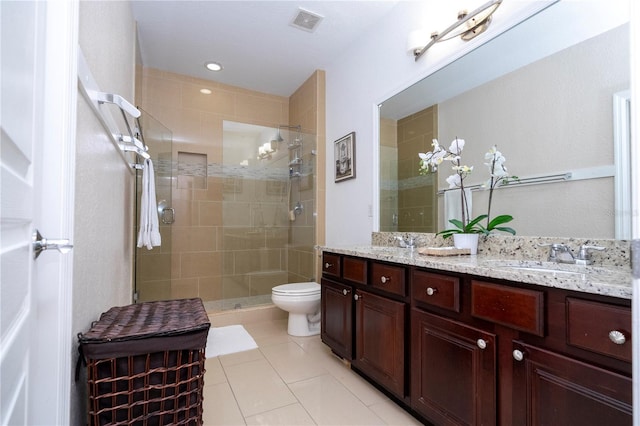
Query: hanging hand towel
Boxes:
[
  {"xmin": 444, "ymin": 188, "xmax": 472, "ymax": 225},
  {"xmin": 137, "ymin": 158, "xmax": 162, "ymax": 249}
]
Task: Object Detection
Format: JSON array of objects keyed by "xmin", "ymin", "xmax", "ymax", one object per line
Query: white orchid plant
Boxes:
[{"xmin": 419, "ymin": 138, "xmax": 518, "ymax": 238}]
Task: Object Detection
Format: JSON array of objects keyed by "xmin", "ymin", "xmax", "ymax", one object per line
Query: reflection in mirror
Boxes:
[{"xmin": 379, "ymin": 4, "xmax": 630, "ymax": 239}]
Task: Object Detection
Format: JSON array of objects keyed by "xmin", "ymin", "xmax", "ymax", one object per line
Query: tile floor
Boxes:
[{"xmin": 202, "ymin": 307, "xmax": 423, "ymax": 426}]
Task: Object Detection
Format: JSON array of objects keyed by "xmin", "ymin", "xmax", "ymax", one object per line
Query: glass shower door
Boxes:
[{"xmin": 135, "ymin": 109, "xmax": 174, "ymax": 302}]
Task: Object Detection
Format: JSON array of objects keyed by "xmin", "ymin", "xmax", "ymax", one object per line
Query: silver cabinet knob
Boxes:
[
  {"xmin": 513, "ymin": 349, "xmax": 524, "ymax": 361},
  {"xmin": 426, "ymin": 287, "xmax": 437, "ymax": 296},
  {"xmin": 477, "ymin": 339, "xmax": 487, "ymax": 349},
  {"xmin": 354, "ymin": 294, "xmax": 361, "ymax": 301},
  {"xmin": 342, "ymin": 288, "xmax": 351, "ymax": 296},
  {"xmin": 32, "ymin": 229, "xmax": 73, "ymax": 259},
  {"xmin": 325, "ymin": 262, "xmax": 332, "ymax": 269},
  {"xmin": 380, "ymin": 276, "xmax": 391, "ymax": 284},
  {"xmin": 609, "ymin": 330, "xmax": 626, "ymax": 345}
]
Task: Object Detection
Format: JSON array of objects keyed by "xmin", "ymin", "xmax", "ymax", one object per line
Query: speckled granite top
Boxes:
[{"xmin": 321, "ymin": 233, "xmax": 632, "ymax": 300}]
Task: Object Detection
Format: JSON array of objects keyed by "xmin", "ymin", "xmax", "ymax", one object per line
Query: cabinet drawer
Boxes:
[
  {"xmin": 471, "ymin": 280, "xmax": 544, "ymax": 336},
  {"xmin": 343, "ymin": 256, "xmax": 367, "ymax": 284},
  {"xmin": 567, "ymin": 298, "xmax": 631, "ymax": 362},
  {"xmin": 322, "ymin": 253, "xmax": 341, "ymax": 278},
  {"xmin": 412, "ymin": 270, "xmax": 460, "ymax": 312},
  {"xmin": 371, "ymin": 262, "xmax": 405, "ymax": 297}
]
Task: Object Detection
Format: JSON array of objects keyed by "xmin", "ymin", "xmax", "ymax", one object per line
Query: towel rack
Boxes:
[
  {"xmin": 77, "ymin": 48, "xmax": 149, "ymax": 170},
  {"xmin": 436, "ymin": 165, "xmax": 615, "ymax": 195}
]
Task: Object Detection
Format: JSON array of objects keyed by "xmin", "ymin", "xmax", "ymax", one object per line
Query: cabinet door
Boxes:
[
  {"xmin": 353, "ymin": 290, "xmax": 405, "ymax": 398},
  {"xmin": 511, "ymin": 341, "xmax": 632, "ymax": 426},
  {"xmin": 411, "ymin": 309, "xmax": 497, "ymax": 426},
  {"xmin": 321, "ymin": 279, "xmax": 353, "ymax": 359}
]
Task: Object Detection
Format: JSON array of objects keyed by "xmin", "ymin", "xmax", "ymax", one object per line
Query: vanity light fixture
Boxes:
[
  {"xmin": 199, "ymin": 88, "xmax": 212, "ymax": 95},
  {"xmin": 412, "ymin": 0, "xmax": 502, "ymax": 61},
  {"xmin": 204, "ymin": 61, "xmax": 223, "ymax": 71}
]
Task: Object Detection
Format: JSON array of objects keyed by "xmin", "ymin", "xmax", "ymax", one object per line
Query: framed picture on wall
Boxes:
[{"xmin": 334, "ymin": 132, "xmax": 356, "ymax": 182}]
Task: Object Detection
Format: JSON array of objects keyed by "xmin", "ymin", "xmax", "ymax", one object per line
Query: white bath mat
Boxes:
[{"xmin": 205, "ymin": 325, "xmax": 258, "ymax": 358}]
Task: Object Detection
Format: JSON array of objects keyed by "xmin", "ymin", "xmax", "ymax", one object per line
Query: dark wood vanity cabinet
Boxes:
[
  {"xmin": 511, "ymin": 340, "xmax": 632, "ymax": 425},
  {"xmin": 509, "ymin": 296, "xmax": 633, "ymax": 425},
  {"xmin": 321, "ymin": 278, "xmax": 353, "ymax": 360},
  {"xmin": 353, "ymin": 289, "xmax": 405, "ymax": 398},
  {"xmin": 411, "ymin": 309, "xmax": 496, "ymax": 425},
  {"xmin": 321, "ymin": 251, "xmax": 632, "ymax": 426},
  {"xmin": 321, "ymin": 253, "xmax": 408, "ymax": 399},
  {"xmin": 411, "ymin": 271, "xmax": 632, "ymax": 426}
]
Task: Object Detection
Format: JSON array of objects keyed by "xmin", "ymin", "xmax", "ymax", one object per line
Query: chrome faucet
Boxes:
[
  {"xmin": 542, "ymin": 243, "xmax": 606, "ymax": 265},
  {"xmin": 546, "ymin": 243, "xmax": 575, "ymax": 264}
]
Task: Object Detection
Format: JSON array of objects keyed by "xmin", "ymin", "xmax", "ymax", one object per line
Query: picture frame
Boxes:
[{"xmin": 334, "ymin": 132, "xmax": 356, "ymax": 182}]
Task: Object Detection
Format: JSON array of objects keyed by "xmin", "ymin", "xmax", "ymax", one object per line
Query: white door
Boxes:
[{"xmin": 1, "ymin": 1, "xmax": 77, "ymax": 425}]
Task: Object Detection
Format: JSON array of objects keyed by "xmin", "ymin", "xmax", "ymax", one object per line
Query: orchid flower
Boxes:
[{"xmin": 418, "ymin": 140, "xmax": 517, "ymax": 238}]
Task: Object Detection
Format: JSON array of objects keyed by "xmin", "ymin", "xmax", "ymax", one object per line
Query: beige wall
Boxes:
[
  {"xmin": 438, "ymin": 25, "xmax": 629, "ymax": 238},
  {"xmin": 72, "ymin": 1, "xmax": 137, "ymax": 424},
  {"xmin": 138, "ymin": 68, "xmax": 324, "ymax": 301}
]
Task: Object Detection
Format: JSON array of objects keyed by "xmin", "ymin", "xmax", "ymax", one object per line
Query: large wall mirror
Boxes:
[{"xmin": 378, "ymin": 2, "xmax": 630, "ymax": 240}]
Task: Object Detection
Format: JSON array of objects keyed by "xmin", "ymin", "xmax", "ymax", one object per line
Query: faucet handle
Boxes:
[
  {"xmin": 538, "ymin": 242, "xmax": 573, "ymax": 262},
  {"xmin": 576, "ymin": 245, "xmax": 605, "ymax": 264},
  {"xmin": 396, "ymin": 235, "xmax": 416, "ymax": 249}
]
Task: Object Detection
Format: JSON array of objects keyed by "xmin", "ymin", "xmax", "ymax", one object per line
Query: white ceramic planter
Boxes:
[{"xmin": 453, "ymin": 233, "xmax": 479, "ymax": 255}]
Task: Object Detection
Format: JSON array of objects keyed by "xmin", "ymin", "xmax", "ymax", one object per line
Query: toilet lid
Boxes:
[{"xmin": 272, "ymin": 282, "xmax": 321, "ymax": 295}]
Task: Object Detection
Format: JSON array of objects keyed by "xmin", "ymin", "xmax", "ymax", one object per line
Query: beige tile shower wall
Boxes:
[
  {"xmin": 380, "ymin": 118, "xmax": 398, "ymax": 232},
  {"xmin": 288, "ymin": 71, "xmax": 325, "ymax": 282},
  {"xmin": 397, "ymin": 106, "xmax": 438, "ymax": 233},
  {"xmin": 139, "ymin": 67, "xmax": 290, "ymax": 301}
]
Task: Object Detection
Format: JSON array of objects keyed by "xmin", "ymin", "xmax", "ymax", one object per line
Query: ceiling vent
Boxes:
[{"xmin": 290, "ymin": 8, "xmax": 323, "ymax": 33}]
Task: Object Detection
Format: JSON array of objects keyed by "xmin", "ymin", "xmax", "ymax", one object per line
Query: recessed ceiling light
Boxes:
[
  {"xmin": 200, "ymin": 88, "xmax": 212, "ymax": 95},
  {"xmin": 205, "ymin": 61, "xmax": 222, "ymax": 71}
]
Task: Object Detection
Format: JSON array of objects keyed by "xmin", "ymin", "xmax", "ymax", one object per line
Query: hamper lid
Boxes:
[{"xmin": 79, "ymin": 298, "xmax": 211, "ymax": 344}]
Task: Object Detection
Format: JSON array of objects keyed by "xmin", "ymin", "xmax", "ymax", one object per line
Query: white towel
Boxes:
[
  {"xmin": 444, "ymin": 188, "xmax": 472, "ymax": 225},
  {"xmin": 137, "ymin": 158, "xmax": 162, "ymax": 249}
]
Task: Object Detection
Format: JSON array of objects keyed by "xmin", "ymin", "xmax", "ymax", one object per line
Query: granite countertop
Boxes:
[{"xmin": 321, "ymin": 245, "xmax": 632, "ymax": 300}]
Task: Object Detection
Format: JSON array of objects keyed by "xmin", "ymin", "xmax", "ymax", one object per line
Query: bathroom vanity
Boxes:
[{"xmin": 320, "ymin": 244, "xmax": 632, "ymax": 426}]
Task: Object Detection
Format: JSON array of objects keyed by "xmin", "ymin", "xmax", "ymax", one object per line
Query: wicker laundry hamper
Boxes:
[{"xmin": 78, "ymin": 298, "xmax": 211, "ymax": 426}]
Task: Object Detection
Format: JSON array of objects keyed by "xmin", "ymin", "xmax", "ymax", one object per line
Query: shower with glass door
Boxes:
[{"xmin": 134, "ymin": 118, "xmax": 317, "ymax": 312}]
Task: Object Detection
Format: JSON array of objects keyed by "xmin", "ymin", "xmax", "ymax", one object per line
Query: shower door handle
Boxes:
[{"xmin": 161, "ymin": 208, "xmax": 175, "ymax": 224}]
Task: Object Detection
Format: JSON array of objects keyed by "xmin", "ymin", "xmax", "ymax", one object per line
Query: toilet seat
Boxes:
[{"xmin": 272, "ymin": 282, "xmax": 320, "ymax": 296}]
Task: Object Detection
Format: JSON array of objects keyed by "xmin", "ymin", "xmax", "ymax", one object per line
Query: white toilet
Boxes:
[{"xmin": 271, "ymin": 282, "xmax": 321, "ymax": 337}]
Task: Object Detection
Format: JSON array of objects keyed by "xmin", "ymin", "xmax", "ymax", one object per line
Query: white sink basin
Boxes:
[
  {"xmin": 501, "ymin": 265, "xmax": 585, "ymax": 276},
  {"xmin": 484, "ymin": 260, "xmax": 608, "ymax": 276}
]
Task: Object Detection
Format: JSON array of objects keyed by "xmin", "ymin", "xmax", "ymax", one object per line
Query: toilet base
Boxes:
[{"xmin": 287, "ymin": 313, "xmax": 320, "ymax": 337}]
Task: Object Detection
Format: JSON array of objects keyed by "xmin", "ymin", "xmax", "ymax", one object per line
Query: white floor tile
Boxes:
[
  {"xmin": 369, "ymin": 400, "xmax": 423, "ymax": 425},
  {"xmin": 289, "ymin": 374, "xmax": 385, "ymax": 425},
  {"xmin": 204, "ymin": 357, "xmax": 227, "ymax": 386},
  {"xmin": 218, "ymin": 347, "xmax": 265, "ymax": 368},
  {"xmin": 225, "ymin": 358, "xmax": 297, "ymax": 417},
  {"xmin": 202, "ymin": 382, "xmax": 246, "ymax": 426},
  {"xmin": 244, "ymin": 403, "xmax": 316, "ymax": 426},
  {"xmin": 260, "ymin": 341, "xmax": 328, "ymax": 384}
]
